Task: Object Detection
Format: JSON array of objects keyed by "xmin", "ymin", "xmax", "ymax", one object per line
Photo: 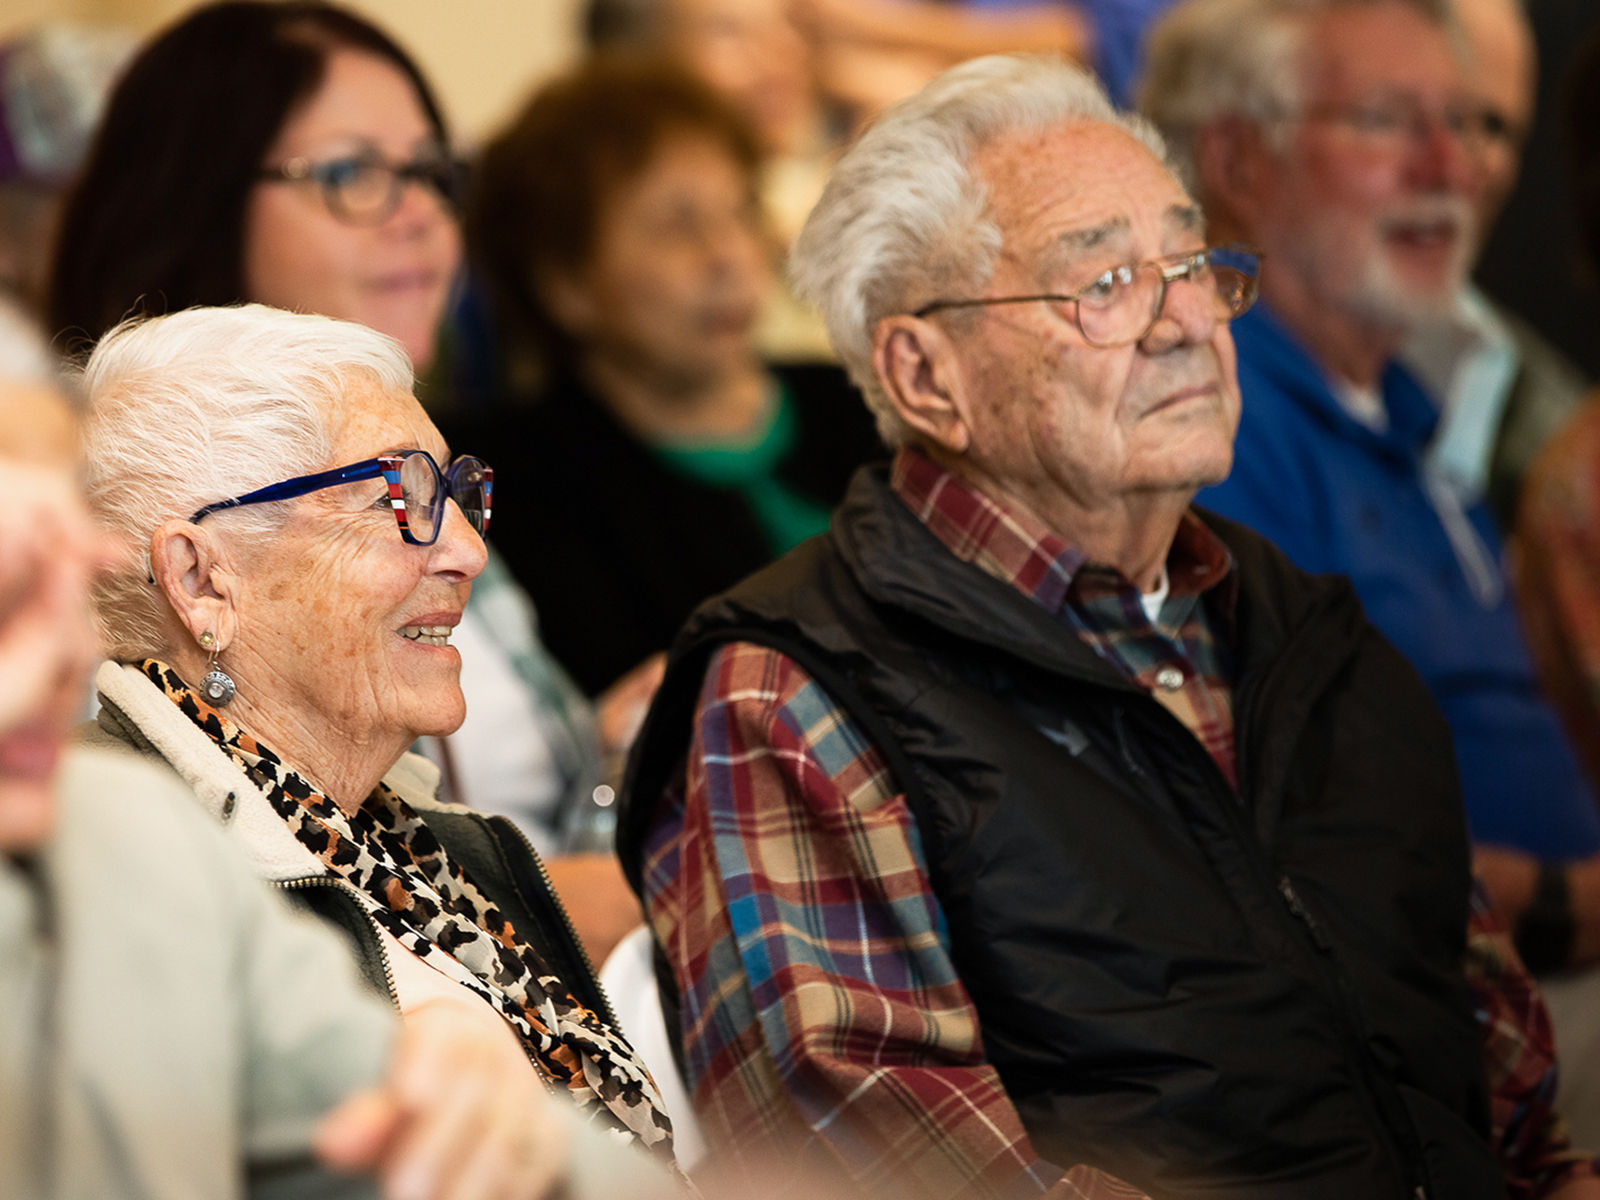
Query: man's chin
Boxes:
[{"xmin": 1349, "ymin": 262, "xmax": 1467, "ymax": 330}]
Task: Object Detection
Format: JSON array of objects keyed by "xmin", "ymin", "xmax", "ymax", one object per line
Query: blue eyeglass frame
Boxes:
[{"xmin": 188, "ymin": 449, "xmax": 493, "ymax": 545}]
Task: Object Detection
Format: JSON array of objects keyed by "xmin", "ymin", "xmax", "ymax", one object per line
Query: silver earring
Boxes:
[{"xmin": 197, "ymin": 631, "xmax": 236, "ymax": 707}]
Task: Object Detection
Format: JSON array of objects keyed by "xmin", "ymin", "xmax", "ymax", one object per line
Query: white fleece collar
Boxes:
[{"xmin": 93, "ymin": 661, "xmax": 445, "ymax": 882}]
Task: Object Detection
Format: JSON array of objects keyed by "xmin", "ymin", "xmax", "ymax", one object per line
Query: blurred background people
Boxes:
[
  {"xmin": 581, "ymin": 0, "xmax": 839, "ymax": 362},
  {"xmin": 0, "ymin": 23, "xmax": 133, "ymax": 316},
  {"xmin": 1474, "ymin": 0, "xmax": 1600, "ymax": 382},
  {"xmin": 455, "ymin": 57, "xmax": 881, "ymax": 697},
  {"xmin": 43, "ymin": 0, "xmax": 637, "ymax": 963},
  {"xmin": 0, "ymin": 297, "xmax": 671, "ymax": 1200}
]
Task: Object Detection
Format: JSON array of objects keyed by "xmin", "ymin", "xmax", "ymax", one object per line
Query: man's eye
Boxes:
[
  {"xmin": 1349, "ymin": 107, "xmax": 1405, "ymax": 134},
  {"xmin": 1078, "ymin": 266, "xmax": 1135, "ymax": 307}
]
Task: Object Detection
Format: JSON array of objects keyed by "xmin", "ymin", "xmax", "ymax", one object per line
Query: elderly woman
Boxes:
[{"xmin": 78, "ymin": 303, "xmax": 674, "ymax": 1167}]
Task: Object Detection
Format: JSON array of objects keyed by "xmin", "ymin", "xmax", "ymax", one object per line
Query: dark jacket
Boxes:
[
  {"xmin": 451, "ymin": 364, "xmax": 883, "ymax": 694},
  {"xmin": 624, "ymin": 465, "xmax": 1500, "ymax": 1199}
]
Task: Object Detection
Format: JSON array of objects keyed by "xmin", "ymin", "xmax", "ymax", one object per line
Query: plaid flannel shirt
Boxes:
[{"xmin": 640, "ymin": 446, "xmax": 1594, "ymax": 1198}]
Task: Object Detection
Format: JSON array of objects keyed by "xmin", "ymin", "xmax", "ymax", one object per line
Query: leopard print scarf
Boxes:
[{"xmin": 141, "ymin": 660, "xmax": 673, "ymax": 1156}]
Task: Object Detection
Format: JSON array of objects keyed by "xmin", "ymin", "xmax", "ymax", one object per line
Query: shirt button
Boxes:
[
  {"xmin": 1155, "ymin": 666, "xmax": 1185, "ymax": 691},
  {"xmin": 221, "ymin": 792, "xmax": 237, "ymax": 820}
]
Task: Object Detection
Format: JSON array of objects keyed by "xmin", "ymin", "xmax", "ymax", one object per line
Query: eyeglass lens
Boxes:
[
  {"xmin": 397, "ymin": 452, "xmax": 491, "ymax": 542},
  {"xmin": 320, "ymin": 157, "xmax": 457, "ymax": 224},
  {"xmin": 1078, "ymin": 250, "xmax": 1258, "ymax": 346}
]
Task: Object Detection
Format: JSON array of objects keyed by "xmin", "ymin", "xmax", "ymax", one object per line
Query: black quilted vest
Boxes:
[{"xmin": 623, "ymin": 466, "xmax": 1502, "ymax": 1200}]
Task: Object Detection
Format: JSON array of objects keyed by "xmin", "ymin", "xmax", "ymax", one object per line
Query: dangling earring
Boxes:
[{"xmin": 197, "ymin": 630, "xmax": 236, "ymax": 707}]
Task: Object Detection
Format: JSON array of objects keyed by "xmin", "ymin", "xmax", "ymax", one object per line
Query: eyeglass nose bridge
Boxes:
[{"xmin": 1132, "ymin": 254, "xmax": 1219, "ymax": 342}]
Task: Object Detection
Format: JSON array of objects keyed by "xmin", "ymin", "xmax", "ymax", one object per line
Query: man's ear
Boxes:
[
  {"xmin": 149, "ymin": 520, "xmax": 238, "ymax": 651},
  {"xmin": 871, "ymin": 315, "xmax": 972, "ymax": 455},
  {"xmin": 1193, "ymin": 116, "xmax": 1277, "ymax": 232}
]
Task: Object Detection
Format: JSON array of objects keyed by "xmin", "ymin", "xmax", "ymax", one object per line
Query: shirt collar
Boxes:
[{"xmin": 889, "ymin": 444, "xmax": 1237, "ymax": 621}]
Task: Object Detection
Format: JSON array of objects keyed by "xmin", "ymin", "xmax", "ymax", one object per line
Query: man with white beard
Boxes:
[{"xmin": 1142, "ymin": 0, "xmax": 1600, "ymax": 1111}]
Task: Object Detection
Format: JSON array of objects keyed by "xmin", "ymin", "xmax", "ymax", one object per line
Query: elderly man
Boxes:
[
  {"xmin": 620, "ymin": 54, "xmax": 1597, "ymax": 1200},
  {"xmin": 1140, "ymin": 0, "xmax": 1600, "ymax": 1034}
]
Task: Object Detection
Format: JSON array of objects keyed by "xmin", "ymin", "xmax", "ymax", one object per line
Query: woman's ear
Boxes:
[
  {"xmin": 150, "ymin": 520, "xmax": 238, "ymax": 651},
  {"xmin": 871, "ymin": 315, "xmax": 973, "ymax": 455}
]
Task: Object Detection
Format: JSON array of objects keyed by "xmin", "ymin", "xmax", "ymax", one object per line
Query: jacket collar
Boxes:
[{"xmin": 93, "ymin": 660, "xmax": 443, "ymax": 882}]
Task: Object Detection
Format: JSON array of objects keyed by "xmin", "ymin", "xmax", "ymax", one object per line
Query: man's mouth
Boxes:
[
  {"xmin": 1145, "ymin": 383, "xmax": 1219, "ymax": 417},
  {"xmin": 1385, "ymin": 218, "xmax": 1459, "ymax": 250}
]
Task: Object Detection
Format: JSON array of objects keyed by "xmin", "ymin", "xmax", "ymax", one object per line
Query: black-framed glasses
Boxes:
[
  {"xmin": 189, "ymin": 450, "xmax": 492, "ymax": 546},
  {"xmin": 912, "ymin": 244, "xmax": 1261, "ymax": 348},
  {"xmin": 258, "ymin": 151, "xmax": 464, "ymax": 226}
]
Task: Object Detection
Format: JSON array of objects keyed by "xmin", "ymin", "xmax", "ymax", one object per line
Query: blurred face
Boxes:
[
  {"xmin": 0, "ymin": 386, "xmax": 98, "ymax": 852},
  {"xmin": 1250, "ymin": 4, "xmax": 1482, "ymax": 330},
  {"xmin": 1457, "ymin": 0, "xmax": 1534, "ymax": 233},
  {"xmin": 243, "ymin": 48, "xmax": 461, "ymax": 369},
  {"xmin": 224, "ymin": 381, "xmax": 486, "ymax": 760},
  {"xmin": 932, "ymin": 123, "xmax": 1240, "ymax": 518},
  {"xmin": 551, "ymin": 132, "xmax": 769, "ymax": 391},
  {"xmin": 671, "ymin": 0, "xmax": 817, "ymax": 155}
]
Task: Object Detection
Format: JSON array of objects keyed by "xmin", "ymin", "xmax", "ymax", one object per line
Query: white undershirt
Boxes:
[{"xmin": 1140, "ymin": 566, "xmax": 1170, "ymax": 623}]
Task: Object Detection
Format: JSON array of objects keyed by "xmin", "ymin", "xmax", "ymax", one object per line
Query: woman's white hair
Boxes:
[
  {"xmin": 1140, "ymin": 0, "xmax": 1459, "ymax": 187},
  {"xmin": 81, "ymin": 304, "xmax": 415, "ymax": 660},
  {"xmin": 789, "ymin": 54, "xmax": 1168, "ymax": 448}
]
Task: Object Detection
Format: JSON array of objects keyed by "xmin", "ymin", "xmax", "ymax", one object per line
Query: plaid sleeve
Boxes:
[
  {"xmin": 638, "ymin": 640, "xmax": 1146, "ymax": 1200},
  {"xmin": 1469, "ymin": 882, "xmax": 1599, "ymax": 1197}
]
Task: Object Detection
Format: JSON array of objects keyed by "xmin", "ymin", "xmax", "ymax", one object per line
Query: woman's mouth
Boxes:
[{"xmin": 399, "ymin": 624, "xmax": 454, "ymax": 647}]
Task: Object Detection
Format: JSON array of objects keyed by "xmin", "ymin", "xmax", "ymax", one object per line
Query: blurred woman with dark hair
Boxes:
[
  {"xmin": 457, "ymin": 58, "xmax": 882, "ymax": 696},
  {"xmin": 49, "ymin": 1, "xmax": 454, "ymax": 366}
]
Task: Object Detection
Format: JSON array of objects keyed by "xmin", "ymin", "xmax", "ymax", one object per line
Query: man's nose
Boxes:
[
  {"xmin": 1142, "ymin": 273, "xmax": 1218, "ymax": 352},
  {"xmin": 1408, "ymin": 111, "xmax": 1482, "ymax": 196}
]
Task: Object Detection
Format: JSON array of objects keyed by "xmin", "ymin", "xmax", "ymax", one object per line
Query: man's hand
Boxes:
[{"xmin": 314, "ymin": 997, "xmax": 572, "ymax": 1200}]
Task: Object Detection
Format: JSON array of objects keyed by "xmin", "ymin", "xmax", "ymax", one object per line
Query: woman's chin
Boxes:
[{"xmin": 407, "ymin": 694, "xmax": 468, "ymax": 741}]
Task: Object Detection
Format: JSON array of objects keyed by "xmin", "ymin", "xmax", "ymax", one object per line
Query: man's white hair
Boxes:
[
  {"xmin": 80, "ymin": 304, "xmax": 415, "ymax": 661},
  {"xmin": 790, "ymin": 54, "xmax": 1169, "ymax": 448},
  {"xmin": 1140, "ymin": 0, "xmax": 1459, "ymax": 186}
]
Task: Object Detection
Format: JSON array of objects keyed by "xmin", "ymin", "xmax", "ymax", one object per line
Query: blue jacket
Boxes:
[{"xmin": 1200, "ymin": 305, "xmax": 1600, "ymax": 859}]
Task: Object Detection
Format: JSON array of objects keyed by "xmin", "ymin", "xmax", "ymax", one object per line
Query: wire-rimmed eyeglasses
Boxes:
[{"xmin": 912, "ymin": 244, "xmax": 1262, "ymax": 348}]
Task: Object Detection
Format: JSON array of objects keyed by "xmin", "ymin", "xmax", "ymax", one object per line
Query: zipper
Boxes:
[
  {"xmin": 276, "ymin": 875, "xmax": 400, "ymax": 1011},
  {"xmin": 493, "ymin": 816, "xmax": 621, "ymax": 1031},
  {"xmin": 1224, "ymin": 617, "xmax": 1437, "ymax": 1199},
  {"xmin": 278, "ymin": 873, "xmax": 562, "ymax": 1098},
  {"xmin": 1120, "ymin": 664, "xmax": 1430, "ymax": 1196}
]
